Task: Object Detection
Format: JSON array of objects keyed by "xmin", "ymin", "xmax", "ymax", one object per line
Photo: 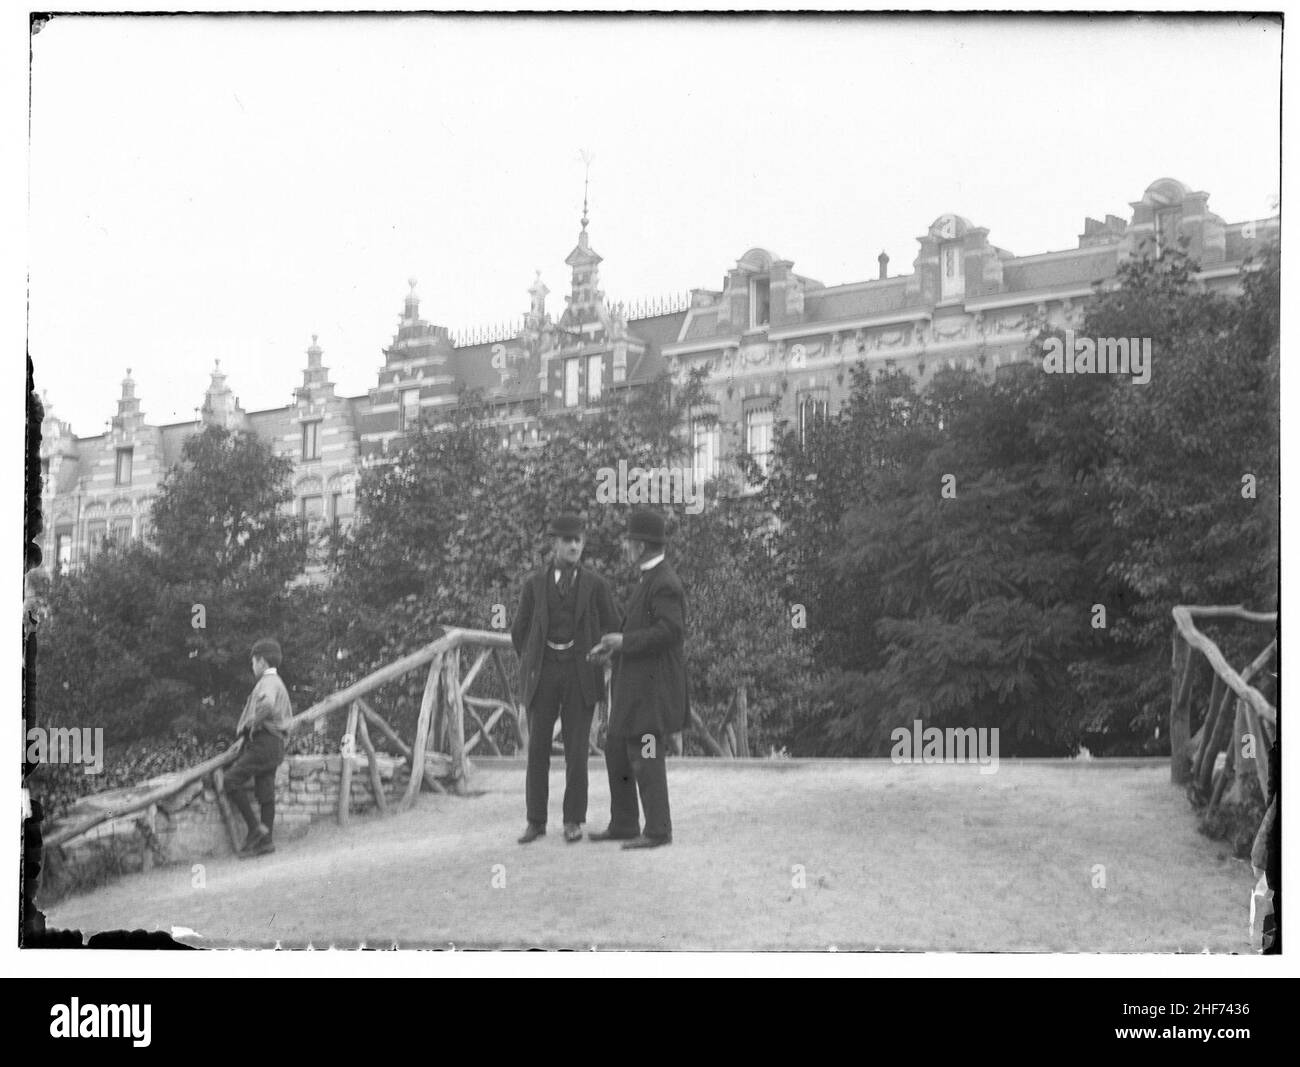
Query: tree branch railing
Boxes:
[
  {"xmin": 45, "ymin": 627, "xmax": 522, "ymax": 851},
  {"xmin": 1170, "ymin": 605, "xmax": 1277, "ymax": 811}
]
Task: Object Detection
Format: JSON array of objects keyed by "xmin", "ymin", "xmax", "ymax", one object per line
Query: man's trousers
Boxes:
[
  {"xmin": 604, "ymin": 731, "xmax": 671, "ymax": 841},
  {"xmin": 525, "ymin": 655, "xmax": 595, "ymax": 827}
]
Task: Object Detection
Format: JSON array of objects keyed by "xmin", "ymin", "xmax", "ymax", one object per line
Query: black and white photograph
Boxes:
[{"xmin": 16, "ymin": 7, "xmax": 1285, "ymax": 970}]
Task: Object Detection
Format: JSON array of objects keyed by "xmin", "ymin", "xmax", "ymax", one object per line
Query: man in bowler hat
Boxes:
[
  {"xmin": 588, "ymin": 507, "xmax": 690, "ymax": 849},
  {"xmin": 512, "ymin": 512, "xmax": 619, "ymax": 844}
]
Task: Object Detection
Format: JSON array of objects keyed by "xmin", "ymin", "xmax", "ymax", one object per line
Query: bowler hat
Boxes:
[
  {"xmin": 625, "ymin": 507, "xmax": 667, "ymax": 545},
  {"xmin": 549, "ymin": 512, "xmax": 584, "ymax": 538}
]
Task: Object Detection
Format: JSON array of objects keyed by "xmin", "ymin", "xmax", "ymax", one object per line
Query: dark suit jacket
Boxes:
[
  {"xmin": 608, "ymin": 558, "xmax": 691, "ymax": 739},
  {"xmin": 511, "ymin": 562, "xmax": 619, "ymax": 710}
]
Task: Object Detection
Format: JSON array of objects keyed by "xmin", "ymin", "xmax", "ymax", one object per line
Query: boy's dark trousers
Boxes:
[
  {"xmin": 604, "ymin": 731, "xmax": 671, "ymax": 840},
  {"xmin": 224, "ymin": 730, "xmax": 285, "ymax": 838},
  {"xmin": 525, "ymin": 652, "xmax": 594, "ymax": 827}
]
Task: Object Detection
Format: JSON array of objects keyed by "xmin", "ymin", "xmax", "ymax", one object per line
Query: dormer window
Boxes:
[
  {"xmin": 1155, "ymin": 207, "xmax": 1181, "ymax": 256},
  {"xmin": 940, "ymin": 243, "xmax": 964, "ymax": 301},
  {"xmin": 750, "ymin": 277, "xmax": 771, "ymax": 329}
]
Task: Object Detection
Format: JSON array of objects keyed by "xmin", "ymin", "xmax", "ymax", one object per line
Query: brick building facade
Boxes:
[{"xmin": 35, "ymin": 177, "xmax": 1277, "ymax": 575}]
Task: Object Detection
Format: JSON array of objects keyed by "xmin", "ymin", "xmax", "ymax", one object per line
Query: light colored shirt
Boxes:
[
  {"xmin": 640, "ymin": 553, "xmax": 665, "ymax": 572},
  {"xmin": 236, "ymin": 669, "xmax": 294, "ymax": 739}
]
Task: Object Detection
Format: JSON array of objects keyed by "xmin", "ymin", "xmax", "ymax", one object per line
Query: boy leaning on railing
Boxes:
[{"xmin": 223, "ymin": 638, "xmax": 294, "ymax": 858}]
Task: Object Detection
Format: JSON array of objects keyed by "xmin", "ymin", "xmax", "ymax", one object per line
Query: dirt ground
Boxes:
[{"xmin": 42, "ymin": 758, "xmax": 1256, "ymax": 952}]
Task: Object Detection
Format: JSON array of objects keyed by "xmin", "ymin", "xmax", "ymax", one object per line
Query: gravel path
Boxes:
[{"xmin": 43, "ymin": 759, "xmax": 1255, "ymax": 951}]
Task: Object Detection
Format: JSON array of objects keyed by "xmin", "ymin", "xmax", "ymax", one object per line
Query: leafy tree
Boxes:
[
  {"xmin": 760, "ymin": 245, "xmax": 1279, "ymax": 757},
  {"xmin": 151, "ymin": 424, "xmax": 304, "ymax": 587},
  {"xmin": 674, "ymin": 492, "xmax": 814, "ymax": 754},
  {"xmin": 329, "ymin": 370, "xmax": 820, "ymax": 753},
  {"xmin": 30, "ymin": 424, "xmax": 319, "ymax": 750},
  {"xmin": 1077, "ymin": 244, "xmax": 1280, "ymax": 741}
]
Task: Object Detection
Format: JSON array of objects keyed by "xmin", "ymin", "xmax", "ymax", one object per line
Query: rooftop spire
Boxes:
[
  {"xmin": 578, "ymin": 149, "xmax": 594, "ymax": 246},
  {"xmin": 404, "ymin": 277, "xmax": 420, "ymax": 321}
]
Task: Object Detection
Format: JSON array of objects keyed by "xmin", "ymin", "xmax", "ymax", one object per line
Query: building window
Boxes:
[
  {"xmin": 302, "ymin": 420, "xmax": 321, "ymax": 460},
  {"xmin": 109, "ymin": 518, "xmax": 132, "ymax": 546},
  {"xmin": 86, "ymin": 520, "xmax": 107, "ymax": 560},
  {"xmin": 586, "ymin": 354, "xmax": 603, "ymax": 403},
  {"xmin": 564, "ymin": 358, "xmax": 580, "ymax": 408},
  {"xmin": 750, "ymin": 277, "xmax": 771, "ymax": 329},
  {"xmin": 798, "ymin": 392, "xmax": 829, "ymax": 447},
  {"xmin": 399, "ymin": 389, "xmax": 421, "ymax": 432},
  {"xmin": 1155, "ymin": 208, "xmax": 1181, "ymax": 256},
  {"xmin": 940, "ymin": 242, "xmax": 964, "ymax": 301},
  {"xmin": 299, "ymin": 494, "xmax": 324, "ymax": 541},
  {"xmin": 745, "ymin": 406, "xmax": 775, "ymax": 479},
  {"xmin": 692, "ymin": 418, "xmax": 719, "ymax": 481},
  {"xmin": 55, "ymin": 529, "xmax": 72, "ymax": 576},
  {"xmin": 115, "ymin": 447, "xmax": 133, "ymax": 487}
]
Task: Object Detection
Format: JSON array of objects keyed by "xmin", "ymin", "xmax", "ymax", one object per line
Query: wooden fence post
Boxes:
[
  {"xmin": 447, "ymin": 647, "xmax": 468, "ymax": 795},
  {"xmin": 401, "ymin": 653, "xmax": 443, "ymax": 809},
  {"xmin": 355, "ymin": 708, "xmax": 387, "ymax": 814},
  {"xmin": 210, "ymin": 768, "xmax": 242, "ymax": 853},
  {"xmin": 338, "ymin": 703, "xmax": 360, "ymax": 826},
  {"xmin": 735, "ymin": 685, "xmax": 751, "ymax": 758},
  {"xmin": 1169, "ymin": 634, "xmax": 1193, "ymax": 784}
]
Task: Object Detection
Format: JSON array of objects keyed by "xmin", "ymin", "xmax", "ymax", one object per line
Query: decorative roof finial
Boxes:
[{"xmin": 578, "ymin": 149, "xmax": 594, "ymax": 233}]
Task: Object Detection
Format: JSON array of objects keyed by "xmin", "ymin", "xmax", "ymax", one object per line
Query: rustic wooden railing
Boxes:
[
  {"xmin": 1170, "ymin": 606, "xmax": 1277, "ymax": 814},
  {"xmin": 46, "ymin": 628, "xmax": 523, "ymax": 851}
]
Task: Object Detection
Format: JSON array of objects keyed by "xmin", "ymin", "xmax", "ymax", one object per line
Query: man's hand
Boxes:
[{"xmin": 587, "ymin": 632, "xmax": 622, "ymax": 665}]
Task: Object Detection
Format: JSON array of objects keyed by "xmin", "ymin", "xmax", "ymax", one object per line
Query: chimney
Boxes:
[{"xmin": 878, "ymin": 251, "xmax": 890, "ymax": 280}]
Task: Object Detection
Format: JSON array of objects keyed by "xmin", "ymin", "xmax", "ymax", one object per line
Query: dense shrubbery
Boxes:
[
  {"xmin": 760, "ymin": 245, "xmax": 1278, "ymax": 756},
  {"xmin": 25, "ymin": 732, "xmax": 230, "ymax": 823}
]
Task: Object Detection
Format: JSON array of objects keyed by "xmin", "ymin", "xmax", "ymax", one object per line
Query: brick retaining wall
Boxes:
[{"xmin": 41, "ymin": 753, "xmax": 451, "ymax": 900}]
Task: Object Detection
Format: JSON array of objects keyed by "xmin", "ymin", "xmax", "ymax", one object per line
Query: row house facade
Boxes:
[{"xmin": 35, "ymin": 177, "xmax": 1277, "ymax": 575}]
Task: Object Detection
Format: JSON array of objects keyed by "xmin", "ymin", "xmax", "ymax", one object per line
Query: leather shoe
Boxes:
[
  {"xmin": 564, "ymin": 823, "xmax": 583, "ymax": 843},
  {"xmin": 621, "ymin": 834, "xmax": 671, "ymax": 850},
  {"xmin": 238, "ymin": 836, "xmax": 275, "ymax": 859},
  {"xmin": 517, "ymin": 823, "xmax": 546, "ymax": 844},
  {"xmin": 238, "ymin": 827, "xmax": 269, "ymax": 854},
  {"xmin": 588, "ymin": 827, "xmax": 637, "ymax": 842}
]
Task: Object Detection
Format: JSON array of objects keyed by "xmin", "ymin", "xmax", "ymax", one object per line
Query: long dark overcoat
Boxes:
[{"xmin": 608, "ymin": 558, "xmax": 691, "ymax": 739}]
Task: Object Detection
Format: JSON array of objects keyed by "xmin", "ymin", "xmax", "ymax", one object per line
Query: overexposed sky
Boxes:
[{"xmin": 28, "ymin": 13, "xmax": 1281, "ymax": 435}]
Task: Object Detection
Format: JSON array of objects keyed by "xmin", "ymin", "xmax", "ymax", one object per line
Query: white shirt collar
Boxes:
[
  {"xmin": 262, "ymin": 667, "xmax": 278, "ymax": 676},
  {"xmin": 640, "ymin": 553, "xmax": 665, "ymax": 572}
]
